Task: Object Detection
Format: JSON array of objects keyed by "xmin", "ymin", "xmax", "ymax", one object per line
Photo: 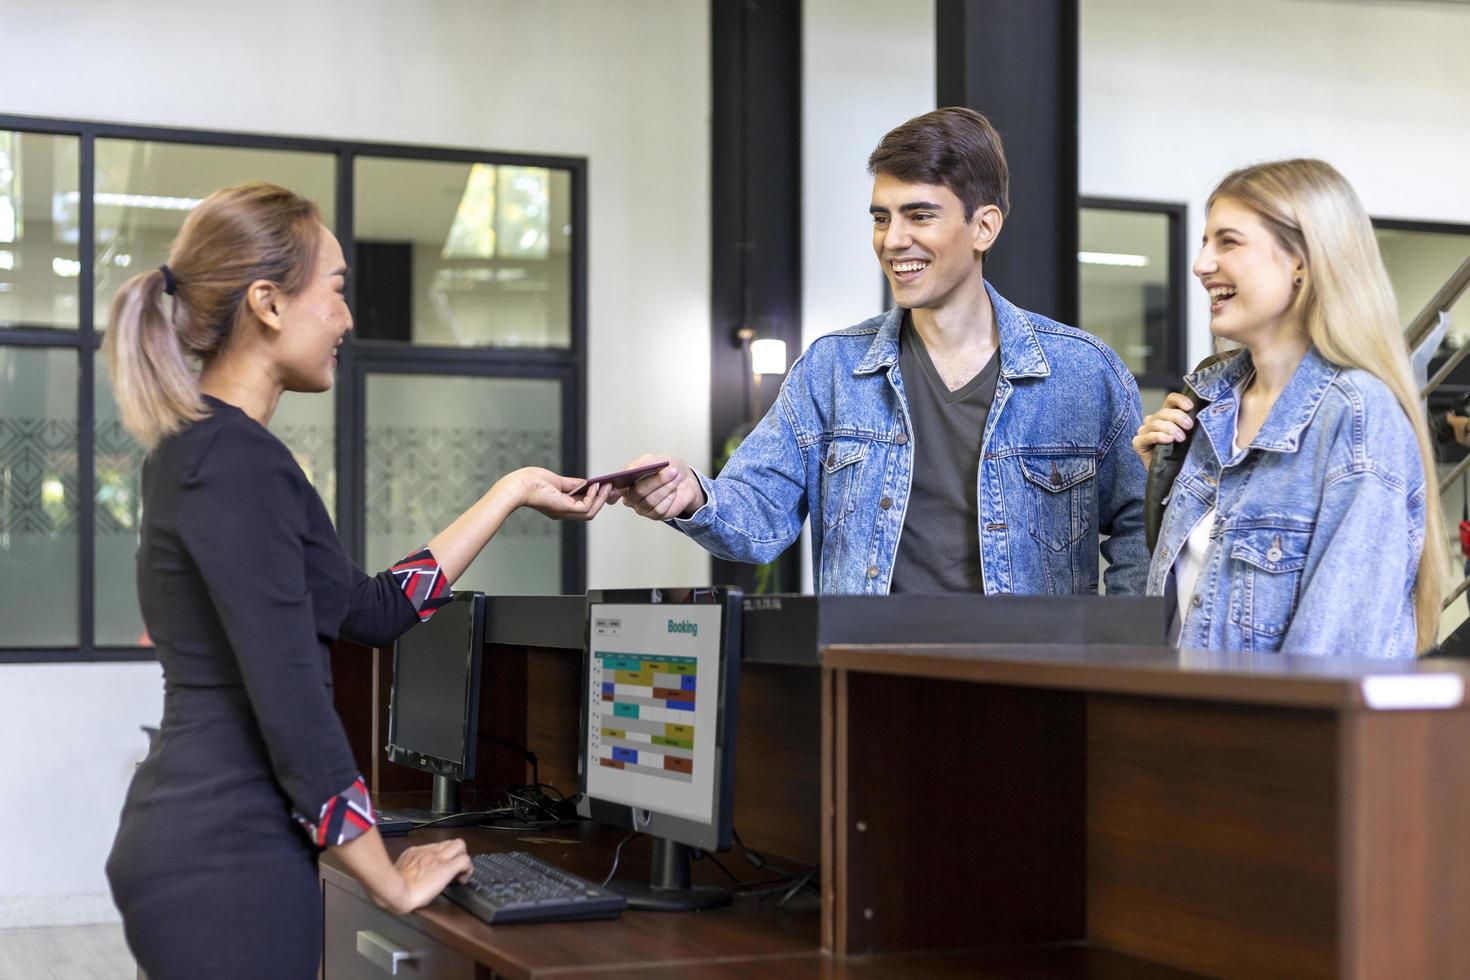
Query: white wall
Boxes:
[
  {"xmin": 0, "ymin": 0, "xmax": 710, "ymax": 924},
  {"xmin": 0, "ymin": 665, "xmax": 164, "ymax": 927},
  {"xmin": 1080, "ymin": 0, "xmax": 1470, "ymax": 368}
]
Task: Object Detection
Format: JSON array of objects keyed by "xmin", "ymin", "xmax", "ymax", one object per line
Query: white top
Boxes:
[
  {"xmin": 1175, "ymin": 505, "xmax": 1217, "ymax": 624},
  {"xmin": 1175, "ymin": 428, "xmax": 1241, "ymax": 625}
]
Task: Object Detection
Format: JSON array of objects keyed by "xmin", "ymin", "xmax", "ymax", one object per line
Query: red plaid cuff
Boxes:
[
  {"xmin": 294, "ymin": 774, "xmax": 374, "ymax": 848},
  {"xmin": 390, "ymin": 547, "xmax": 451, "ymax": 622}
]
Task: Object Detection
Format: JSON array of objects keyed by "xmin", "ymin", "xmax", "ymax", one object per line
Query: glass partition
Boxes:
[
  {"xmin": 0, "ymin": 117, "xmax": 583, "ymax": 659},
  {"xmin": 354, "ymin": 157, "xmax": 573, "ymax": 347},
  {"xmin": 1375, "ymin": 223, "xmax": 1470, "ymax": 355},
  {"xmin": 93, "ymin": 139, "xmax": 336, "ymax": 329},
  {"xmin": 1, "ymin": 348, "xmax": 79, "ymax": 646},
  {"xmin": 0, "ymin": 131, "xmax": 80, "ymax": 331},
  {"xmin": 1079, "ymin": 203, "xmax": 1182, "ymax": 384},
  {"xmin": 364, "ymin": 372, "xmax": 562, "ymax": 594}
]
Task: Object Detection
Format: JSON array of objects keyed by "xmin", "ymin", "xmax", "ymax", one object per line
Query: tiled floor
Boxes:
[{"xmin": 0, "ymin": 925, "xmax": 135, "ymax": 980}]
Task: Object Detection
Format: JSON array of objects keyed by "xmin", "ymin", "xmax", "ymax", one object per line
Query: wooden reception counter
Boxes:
[{"xmin": 326, "ymin": 596, "xmax": 1470, "ymax": 978}]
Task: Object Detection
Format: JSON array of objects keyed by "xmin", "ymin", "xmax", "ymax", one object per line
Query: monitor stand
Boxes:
[
  {"xmin": 610, "ymin": 837, "xmax": 732, "ymax": 912},
  {"xmin": 378, "ymin": 774, "xmax": 484, "ymax": 829}
]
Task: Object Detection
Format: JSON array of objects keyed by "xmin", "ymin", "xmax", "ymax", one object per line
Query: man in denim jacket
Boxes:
[{"xmin": 620, "ymin": 108, "xmax": 1148, "ymax": 595}]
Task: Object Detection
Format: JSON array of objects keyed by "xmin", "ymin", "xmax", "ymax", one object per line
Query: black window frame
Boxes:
[
  {"xmin": 1372, "ymin": 215, "xmax": 1470, "ymax": 404},
  {"xmin": 0, "ymin": 113, "xmax": 588, "ymax": 664},
  {"xmin": 1079, "ymin": 196, "xmax": 1189, "ymax": 390}
]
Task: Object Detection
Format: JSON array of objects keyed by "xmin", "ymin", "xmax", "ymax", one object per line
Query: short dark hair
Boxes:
[{"xmin": 867, "ymin": 107, "xmax": 1009, "ymax": 221}]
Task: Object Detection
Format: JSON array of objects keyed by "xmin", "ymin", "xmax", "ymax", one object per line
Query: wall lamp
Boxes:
[{"xmin": 734, "ymin": 326, "xmax": 788, "ymax": 424}]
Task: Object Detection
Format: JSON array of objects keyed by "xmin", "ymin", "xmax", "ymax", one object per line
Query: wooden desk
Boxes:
[
  {"xmin": 319, "ymin": 822, "xmax": 1199, "ymax": 979},
  {"xmin": 822, "ymin": 644, "xmax": 1470, "ymax": 979},
  {"xmin": 320, "ymin": 822, "xmax": 823, "ymax": 979}
]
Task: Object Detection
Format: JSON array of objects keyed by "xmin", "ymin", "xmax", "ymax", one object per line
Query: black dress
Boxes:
[{"xmin": 106, "ymin": 396, "xmax": 448, "ymax": 979}]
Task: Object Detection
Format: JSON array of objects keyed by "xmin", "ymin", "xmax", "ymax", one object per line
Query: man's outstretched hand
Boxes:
[{"xmin": 614, "ymin": 455, "xmax": 706, "ymax": 521}]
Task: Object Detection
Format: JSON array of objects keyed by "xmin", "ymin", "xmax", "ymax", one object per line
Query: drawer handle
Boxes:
[{"xmin": 355, "ymin": 930, "xmax": 422, "ymax": 975}]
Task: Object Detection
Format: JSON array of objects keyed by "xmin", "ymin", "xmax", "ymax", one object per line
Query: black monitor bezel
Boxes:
[
  {"xmin": 385, "ymin": 591, "xmax": 486, "ymax": 782},
  {"xmin": 577, "ymin": 586, "xmax": 742, "ymax": 853}
]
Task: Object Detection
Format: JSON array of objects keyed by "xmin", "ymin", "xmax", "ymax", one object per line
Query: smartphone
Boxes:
[{"xmin": 570, "ymin": 460, "xmax": 671, "ymax": 496}]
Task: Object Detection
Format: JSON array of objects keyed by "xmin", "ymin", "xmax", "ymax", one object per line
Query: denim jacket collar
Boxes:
[
  {"xmin": 853, "ymin": 280, "xmax": 1051, "ymax": 380},
  {"xmin": 1188, "ymin": 345, "xmax": 1340, "ymax": 456}
]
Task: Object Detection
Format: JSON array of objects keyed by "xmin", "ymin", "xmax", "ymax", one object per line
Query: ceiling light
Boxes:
[
  {"xmin": 62, "ymin": 191, "xmax": 204, "ymax": 211},
  {"xmin": 1078, "ymin": 251, "xmax": 1150, "ymax": 268}
]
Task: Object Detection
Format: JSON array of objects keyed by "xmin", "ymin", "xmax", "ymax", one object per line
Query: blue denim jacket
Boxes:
[
  {"xmin": 1147, "ymin": 347, "xmax": 1425, "ymax": 657},
  {"xmin": 676, "ymin": 281, "xmax": 1149, "ymax": 595}
]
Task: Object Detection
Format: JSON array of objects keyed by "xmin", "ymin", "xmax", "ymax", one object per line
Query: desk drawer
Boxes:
[{"xmin": 323, "ymin": 881, "xmax": 474, "ymax": 980}]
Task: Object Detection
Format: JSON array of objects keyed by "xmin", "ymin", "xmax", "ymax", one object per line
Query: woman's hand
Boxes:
[
  {"xmin": 388, "ymin": 838, "xmax": 474, "ymax": 915},
  {"xmin": 337, "ymin": 829, "xmax": 472, "ymax": 917},
  {"xmin": 503, "ymin": 467, "xmax": 612, "ymax": 521},
  {"xmin": 1131, "ymin": 392, "xmax": 1195, "ymax": 469}
]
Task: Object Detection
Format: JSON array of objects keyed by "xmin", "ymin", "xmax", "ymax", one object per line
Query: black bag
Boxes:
[{"xmin": 1143, "ymin": 353, "xmax": 1231, "ymax": 553}]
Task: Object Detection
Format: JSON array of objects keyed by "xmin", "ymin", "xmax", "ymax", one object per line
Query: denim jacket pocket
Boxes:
[
  {"xmin": 1228, "ymin": 526, "xmax": 1311, "ymax": 639},
  {"xmin": 1019, "ymin": 454, "xmax": 1096, "ymax": 551},
  {"xmin": 820, "ymin": 436, "xmax": 870, "ymax": 530}
]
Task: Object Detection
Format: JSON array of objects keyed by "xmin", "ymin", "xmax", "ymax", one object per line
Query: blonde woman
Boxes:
[
  {"xmin": 102, "ymin": 182, "xmax": 609, "ymax": 978},
  {"xmin": 1133, "ymin": 159, "xmax": 1445, "ymax": 657}
]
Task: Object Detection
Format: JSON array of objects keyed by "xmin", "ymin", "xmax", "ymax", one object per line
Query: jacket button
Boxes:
[
  {"xmin": 879, "ymin": 497, "xmax": 892, "ymax": 509},
  {"xmin": 1191, "ymin": 594, "xmax": 1202, "ymax": 608},
  {"xmin": 866, "ymin": 565, "xmax": 879, "ymax": 579},
  {"xmin": 895, "ymin": 433, "xmax": 908, "ymax": 445}
]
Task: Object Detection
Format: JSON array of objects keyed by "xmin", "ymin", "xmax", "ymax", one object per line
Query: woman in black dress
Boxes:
[{"xmin": 102, "ymin": 182, "xmax": 610, "ymax": 979}]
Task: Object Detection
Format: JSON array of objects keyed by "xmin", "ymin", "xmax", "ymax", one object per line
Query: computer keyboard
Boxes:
[{"xmin": 442, "ymin": 851, "xmax": 627, "ymax": 924}]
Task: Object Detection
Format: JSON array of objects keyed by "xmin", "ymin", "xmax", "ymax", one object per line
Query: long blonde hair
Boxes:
[
  {"xmin": 102, "ymin": 182, "xmax": 321, "ymax": 449},
  {"xmin": 1209, "ymin": 159, "xmax": 1446, "ymax": 654}
]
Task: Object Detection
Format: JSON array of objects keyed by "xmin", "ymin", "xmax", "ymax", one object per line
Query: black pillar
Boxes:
[
  {"xmin": 709, "ymin": 0, "xmax": 803, "ymax": 593},
  {"xmin": 936, "ymin": 0, "xmax": 1079, "ymax": 326}
]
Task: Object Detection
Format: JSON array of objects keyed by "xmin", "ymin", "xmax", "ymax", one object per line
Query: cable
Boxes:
[
  {"xmin": 692, "ymin": 848, "xmax": 742, "ymax": 886},
  {"xmin": 601, "ymin": 831, "xmax": 640, "ymax": 888},
  {"xmin": 732, "ymin": 826, "xmax": 767, "ymax": 870},
  {"xmin": 407, "ymin": 810, "xmax": 499, "ymax": 831}
]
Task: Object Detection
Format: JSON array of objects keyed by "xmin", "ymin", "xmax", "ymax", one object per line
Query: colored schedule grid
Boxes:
[{"xmin": 592, "ymin": 652, "xmax": 698, "ymax": 783}]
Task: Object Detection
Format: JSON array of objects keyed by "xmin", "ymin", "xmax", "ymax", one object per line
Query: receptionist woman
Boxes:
[
  {"xmin": 102, "ymin": 182, "xmax": 611, "ymax": 979},
  {"xmin": 1132, "ymin": 159, "xmax": 1445, "ymax": 657}
]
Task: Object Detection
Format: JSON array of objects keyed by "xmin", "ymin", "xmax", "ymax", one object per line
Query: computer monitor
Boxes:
[
  {"xmin": 384, "ymin": 590, "xmax": 485, "ymax": 824},
  {"xmin": 577, "ymin": 586, "xmax": 742, "ymax": 911}
]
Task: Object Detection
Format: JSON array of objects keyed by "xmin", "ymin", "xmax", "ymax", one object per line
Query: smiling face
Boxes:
[
  {"xmin": 870, "ymin": 173, "xmax": 994, "ymax": 312},
  {"xmin": 273, "ymin": 223, "xmax": 352, "ymax": 393},
  {"xmin": 1194, "ymin": 196, "xmax": 1304, "ymax": 346}
]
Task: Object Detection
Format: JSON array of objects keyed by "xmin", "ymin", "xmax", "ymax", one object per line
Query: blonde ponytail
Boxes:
[{"xmin": 102, "ymin": 267, "xmax": 206, "ymax": 449}]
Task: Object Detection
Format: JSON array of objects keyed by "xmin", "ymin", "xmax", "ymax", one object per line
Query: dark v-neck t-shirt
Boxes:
[{"xmin": 889, "ymin": 315, "xmax": 1000, "ymax": 594}]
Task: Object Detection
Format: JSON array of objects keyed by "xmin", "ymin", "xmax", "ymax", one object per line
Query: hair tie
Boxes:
[{"xmin": 159, "ymin": 264, "xmax": 177, "ymax": 296}]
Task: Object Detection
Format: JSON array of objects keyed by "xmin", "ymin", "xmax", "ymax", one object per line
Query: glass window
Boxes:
[
  {"xmin": 354, "ymin": 157, "xmax": 573, "ymax": 347},
  {"xmin": 0, "ymin": 348, "xmax": 78, "ymax": 646},
  {"xmin": 364, "ymin": 373, "xmax": 562, "ymax": 594},
  {"xmin": 0, "ymin": 131, "xmax": 81, "ymax": 331},
  {"xmin": 1375, "ymin": 224, "xmax": 1470, "ymax": 360},
  {"xmin": 93, "ymin": 139, "xmax": 336, "ymax": 329},
  {"xmin": 94, "ymin": 353, "xmax": 146, "ymax": 646},
  {"xmin": 1079, "ymin": 205, "xmax": 1180, "ymax": 383},
  {"xmin": 269, "ymin": 390, "xmax": 336, "ymax": 524}
]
